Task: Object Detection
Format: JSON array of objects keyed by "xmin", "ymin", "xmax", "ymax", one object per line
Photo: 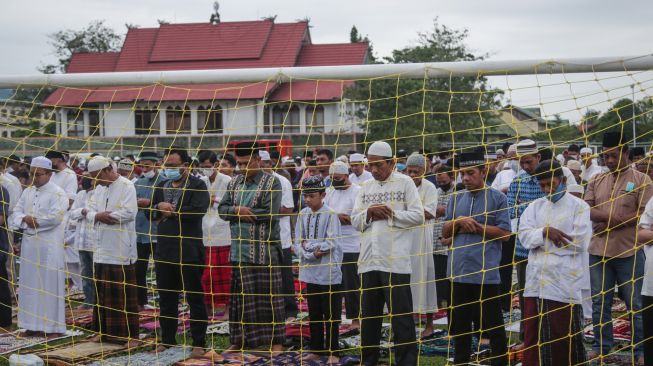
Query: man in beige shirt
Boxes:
[{"xmin": 584, "ymin": 131, "xmax": 653, "ymax": 363}]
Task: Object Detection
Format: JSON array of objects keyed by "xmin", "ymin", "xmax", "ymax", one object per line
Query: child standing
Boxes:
[{"xmin": 295, "ymin": 175, "xmax": 343, "ymax": 363}]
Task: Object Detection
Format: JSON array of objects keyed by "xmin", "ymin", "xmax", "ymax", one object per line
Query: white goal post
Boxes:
[{"xmin": 0, "ymin": 54, "xmax": 651, "ymax": 88}]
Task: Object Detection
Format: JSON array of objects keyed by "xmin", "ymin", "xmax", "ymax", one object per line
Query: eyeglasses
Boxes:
[{"xmin": 29, "ymin": 172, "xmax": 47, "ymax": 178}]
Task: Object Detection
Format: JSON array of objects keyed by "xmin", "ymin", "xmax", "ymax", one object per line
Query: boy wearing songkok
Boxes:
[{"xmin": 295, "ymin": 175, "xmax": 343, "ymax": 364}]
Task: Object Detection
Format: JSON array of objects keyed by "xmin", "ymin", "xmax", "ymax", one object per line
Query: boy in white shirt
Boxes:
[
  {"xmin": 518, "ymin": 160, "xmax": 590, "ymax": 365},
  {"xmin": 294, "ymin": 175, "xmax": 343, "ymax": 364}
]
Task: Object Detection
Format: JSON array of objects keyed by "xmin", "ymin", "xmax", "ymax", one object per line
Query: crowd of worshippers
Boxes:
[{"xmin": 0, "ymin": 133, "xmax": 653, "ymax": 365}]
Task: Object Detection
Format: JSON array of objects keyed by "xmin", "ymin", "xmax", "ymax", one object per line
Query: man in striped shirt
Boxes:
[{"xmin": 506, "ymin": 139, "xmax": 544, "ymax": 342}]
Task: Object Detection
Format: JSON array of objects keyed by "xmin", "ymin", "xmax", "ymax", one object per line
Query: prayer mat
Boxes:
[
  {"xmin": 0, "ymin": 330, "xmax": 83, "ymax": 355},
  {"xmin": 206, "ymin": 322, "xmax": 230, "ymax": 335},
  {"xmin": 65, "ymin": 307, "xmax": 94, "ymax": 328},
  {"xmin": 611, "ymin": 298, "xmax": 627, "ymax": 313},
  {"xmin": 87, "ymin": 344, "xmax": 191, "ymax": 366},
  {"xmin": 583, "ymin": 318, "xmax": 631, "ymax": 342},
  {"xmin": 38, "ymin": 341, "xmax": 128, "ymax": 365},
  {"xmin": 141, "ymin": 311, "xmax": 190, "ymax": 334}
]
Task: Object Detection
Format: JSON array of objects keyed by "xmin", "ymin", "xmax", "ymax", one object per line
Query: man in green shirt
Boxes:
[{"xmin": 218, "ymin": 142, "xmax": 284, "ymax": 353}]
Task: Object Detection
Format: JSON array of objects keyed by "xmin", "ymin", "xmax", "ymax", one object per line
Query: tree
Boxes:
[
  {"xmin": 350, "ymin": 26, "xmax": 361, "ymax": 43},
  {"xmin": 40, "ymin": 20, "xmax": 123, "ymax": 74},
  {"xmin": 346, "ymin": 18, "xmax": 503, "ymax": 152}
]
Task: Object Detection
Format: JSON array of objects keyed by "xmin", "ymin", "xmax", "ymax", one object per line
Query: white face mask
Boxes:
[
  {"xmin": 142, "ymin": 170, "xmax": 155, "ymax": 179},
  {"xmin": 201, "ymin": 168, "xmax": 214, "ymax": 177}
]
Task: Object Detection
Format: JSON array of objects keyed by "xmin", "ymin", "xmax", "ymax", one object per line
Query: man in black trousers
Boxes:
[{"xmin": 150, "ymin": 147, "xmax": 209, "ymax": 357}]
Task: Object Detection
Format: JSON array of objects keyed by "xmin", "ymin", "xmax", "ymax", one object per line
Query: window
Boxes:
[
  {"xmin": 135, "ymin": 109, "xmax": 158, "ymax": 135},
  {"xmin": 67, "ymin": 110, "xmax": 84, "ymax": 137},
  {"xmin": 88, "ymin": 109, "xmax": 100, "ymax": 136},
  {"xmin": 197, "ymin": 104, "xmax": 223, "ymax": 133},
  {"xmin": 270, "ymin": 104, "xmax": 300, "ymax": 133},
  {"xmin": 305, "ymin": 105, "xmax": 325, "ymax": 131},
  {"xmin": 166, "ymin": 106, "xmax": 191, "ymax": 134}
]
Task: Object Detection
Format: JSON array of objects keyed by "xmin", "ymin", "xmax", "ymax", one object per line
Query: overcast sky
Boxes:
[{"xmin": 1, "ymin": 0, "xmax": 651, "ymax": 122}]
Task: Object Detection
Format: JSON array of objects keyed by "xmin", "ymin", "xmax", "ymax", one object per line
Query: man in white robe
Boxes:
[
  {"xmin": 47, "ymin": 150, "xmax": 80, "ymax": 291},
  {"xmin": 84, "ymin": 156, "xmax": 139, "ymax": 346},
  {"xmin": 351, "ymin": 141, "xmax": 424, "ymax": 366},
  {"xmin": 11, "ymin": 156, "xmax": 69, "ymax": 336},
  {"xmin": 405, "ymin": 154, "xmax": 439, "ymax": 337}
]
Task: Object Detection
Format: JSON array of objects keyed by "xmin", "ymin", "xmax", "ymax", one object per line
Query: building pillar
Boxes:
[
  {"xmin": 159, "ymin": 107, "xmax": 167, "ymax": 136},
  {"xmin": 190, "ymin": 106, "xmax": 198, "ymax": 135},
  {"xmin": 98, "ymin": 107, "xmax": 105, "ymax": 137},
  {"xmin": 60, "ymin": 110, "xmax": 68, "ymax": 137},
  {"xmin": 299, "ymin": 104, "xmax": 307, "ymax": 133},
  {"xmin": 256, "ymin": 101, "xmax": 265, "ymax": 135},
  {"xmin": 83, "ymin": 110, "xmax": 90, "ymax": 137}
]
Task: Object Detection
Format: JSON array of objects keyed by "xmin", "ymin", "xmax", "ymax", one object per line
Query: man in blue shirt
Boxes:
[
  {"xmin": 133, "ymin": 151, "xmax": 163, "ymax": 309},
  {"xmin": 506, "ymin": 139, "xmax": 544, "ymax": 342},
  {"xmin": 443, "ymin": 151, "xmax": 511, "ymax": 366}
]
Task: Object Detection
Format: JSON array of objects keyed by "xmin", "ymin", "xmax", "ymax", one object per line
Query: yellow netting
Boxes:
[{"xmin": 0, "ymin": 66, "xmax": 652, "ymax": 366}]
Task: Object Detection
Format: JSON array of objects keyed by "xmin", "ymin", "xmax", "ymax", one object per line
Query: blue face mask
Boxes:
[
  {"xmin": 162, "ymin": 168, "xmax": 182, "ymax": 181},
  {"xmin": 548, "ymin": 182, "xmax": 566, "ymax": 203},
  {"xmin": 396, "ymin": 163, "xmax": 407, "ymax": 172}
]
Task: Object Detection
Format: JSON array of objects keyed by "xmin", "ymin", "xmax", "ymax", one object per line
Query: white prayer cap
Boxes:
[
  {"xmin": 117, "ymin": 158, "xmax": 134, "ymax": 171},
  {"xmin": 259, "ymin": 150, "xmax": 271, "ymax": 161},
  {"xmin": 406, "ymin": 153, "xmax": 426, "ymax": 168},
  {"xmin": 113, "ymin": 156, "xmax": 121, "ymax": 162},
  {"xmin": 516, "ymin": 139, "xmax": 538, "ymax": 155},
  {"xmin": 87, "ymin": 156, "xmax": 111, "ymax": 173},
  {"xmin": 567, "ymin": 184, "xmax": 585, "ymax": 194},
  {"xmin": 329, "ymin": 161, "xmax": 350, "ymax": 175},
  {"xmin": 496, "ymin": 149, "xmax": 505, "ymax": 155},
  {"xmin": 507, "ymin": 144, "xmax": 517, "ymax": 154},
  {"xmin": 566, "ymin": 160, "xmax": 582, "ymax": 171},
  {"xmin": 350, "ymin": 153, "xmax": 365, "ymax": 163},
  {"xmin": 367, "ymin": 141, "xmax": 393, "ymax": 158},
  {"xmin": 580, "ymin": 147, "xmax": 593, "ymax": 155},
  {"xmin": 30, "ymin": 156, "xmax": 52, "ymax": 170},
  {"xmin": 336, "ymin": 155, "xmax": 349, "ymax": 164}
]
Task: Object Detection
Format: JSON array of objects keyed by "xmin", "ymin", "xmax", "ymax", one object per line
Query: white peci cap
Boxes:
[
  {"xmin": 87, "ymin": 156, "xmax": 112, "ymax": 173},
  {"xmin": 367, "ymin": 141, "xmax": 393, "ymax": 158}
]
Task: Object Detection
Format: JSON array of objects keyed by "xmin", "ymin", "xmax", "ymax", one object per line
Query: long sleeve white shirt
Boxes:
[
  {"xmin": 351, "ymin": 172, "xmax": 425, "ymax": 274},
  {"xmin": 69, "ymin": 189, "xmax": 98, "ymax": 252},
  {"xmin": 324, "ymin": 184, "xmax": 361, "ymax": 253},
  {"xmin": 518, "ymin": 193, "xmax": 591, "ymax": 304},
  {"xmin": 51, "ymin": 168, "xmax": 78, "ymax": 202},
  {"xmin": 202, "ymin": 172, "xmax": 232, "ymax": 247},
  {"xmin": 0, "ymin": 172, "xmax": 22, "ymax": 215},
  {"xmin": 86, "ymin": 176, "xmax": 138, "ymax": 265}
]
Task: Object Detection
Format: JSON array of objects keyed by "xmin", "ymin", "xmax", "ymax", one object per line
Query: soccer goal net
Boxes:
[{"xmin": 0, "ymin": 55, "xmax": 652, "ymax": 365}]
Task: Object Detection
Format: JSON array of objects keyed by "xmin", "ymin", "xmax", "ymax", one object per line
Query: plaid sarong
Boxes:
[
  {"xmin": 92, "ymin": 263, "xmax": 139, "ymax": 341},
  {"xmin": 523, "ymin": 297, "xmax": 586, "ymax": 366},
  {"xmin": 229, "ymin": 263, "xmax": 285, "ymax": 348},
  {"xmin": 202, "ymin": 246, "xmax": 231, "ymax": 308}
]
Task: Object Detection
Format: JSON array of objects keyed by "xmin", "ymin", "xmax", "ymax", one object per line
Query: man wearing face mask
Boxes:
[
  {"xmin": 150, "ymin": 147, "xmax": 210, "ymax": 356},
  {"xmin": 324, "ymin": 161, "xmax": 362, "ymax": 330},
  {"xmin": 133, "ymin": 152, "xmax": 162, "ymax": 309},
  {"xmin": 490, "ymin": 144, "xmax": 518, "ymax": 194},
  {"xmin": 197, "ymin": 150, "xmax": 232, "ymax": 319}
]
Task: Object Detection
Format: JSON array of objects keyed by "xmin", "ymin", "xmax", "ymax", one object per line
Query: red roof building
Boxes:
[{"xmin": 46, "ymin": 19, "xmax": 369, "ymax": 138}]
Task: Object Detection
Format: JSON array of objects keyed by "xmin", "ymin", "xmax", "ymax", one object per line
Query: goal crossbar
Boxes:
[{"xmin": 0, "ymin": 54, "xmax": 652, "ymax": 88}]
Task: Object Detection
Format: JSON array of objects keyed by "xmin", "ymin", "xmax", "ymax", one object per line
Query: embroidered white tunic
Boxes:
[
  {"xmin": 11, "ymin": 181, "xmax": 69, "ymax": 333},
  {"xmin": 351, "ymin": 172, "xmax": 424, "ymax": 275}
]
